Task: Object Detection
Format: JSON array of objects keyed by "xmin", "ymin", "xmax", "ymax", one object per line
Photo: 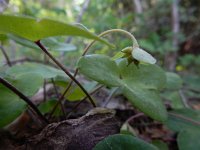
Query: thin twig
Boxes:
[
  {"xmin": 0, "ymin": 44, "xmax": 12, "ymax": 66},
  {"xmin": 103, "ymin": 87, "xmax": 119, "ymax": 107},
  {"xmin": 126, "ymin": 113, "xmax": 144, "ymax": 123},
  {"xmin": 35, "ymin": 40, "xmax": 96, "ymax": 107},
  {"xmin": 179, "ymin": 89, "xmax": 190, "ymax": 108},
  {"xmin": 168, "ymin": 112, "xmax": 200, "ymax": 126},
  {"xmin": 0, "ymin": 77, "xmax": 48, "ymax": 124},
  {"xmin": 51, "ymin": 78, "xmax": 66, "ymax": 117},
  {"xmin": 65, "ymin": 85, "xmax": 104, "ymax": 119}
]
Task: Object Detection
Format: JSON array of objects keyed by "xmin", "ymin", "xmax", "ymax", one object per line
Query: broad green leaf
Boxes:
[
  {"xmin": 178, "ymin": 129, "xmax": 200, "ymax": 150},
  {"xmin": 11, "ymin": 73, "xmax": 43, "ymax": 96},
  {"xmin": 9, "ymin": 35, "xmax": 77, "ymax": 52},
  {"xmin": 122, "ymin": 86, "xmax": 167, "ymax": 121},
  {"xmin": 0, "ymin": 73, "xmax": 44, "ymax": 127},
  {"xmin": 0, "ymin": 14, "xmax": 112, "ymax": 47},
  {"xmin": 132, "ymin": 47, "xmax": 156, "ymax": 64},
  {"xmin": 78, "ymin": 54, "xmax": 121, "ymax": 87},
  {"xmin": 6, "ymin": 62, "xmax": 67, "ymax": 79},
  {"xmin": 118, "ymin": 60, "xmax": 166, "ymax": 90},
  {"xmin": 165, "ymin": 109, "xmax": 200, "ymax": 132},
  {"xmin": 78, "ymin": 54, "xmax": 167, "ymax": 121},
  {"xmin": 93, "ymin": 134, "xmax": 158, "ymax": 150},
  {"xmin": 119, "ymin": 60, "xmax": 167, "ymax": 121},
  {"xmin": 0, "ymin": 85, "xmax": 26, "ymax": 128},
  {"xmin": 165, "ymin": 72, "xmax": 182, "ymax": 90}
]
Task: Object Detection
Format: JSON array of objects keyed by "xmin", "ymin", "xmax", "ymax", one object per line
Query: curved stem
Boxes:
[
  {"xmin": 82, "ymin": 29, "xmax": 139, "ymax": 56},
  {"xmin": 35, "ymin": 41, "xmax": 96, "ymax": 108},
  {"xmin": 0, "ymin": 77, "xmax": 48, "ymax": 124}
]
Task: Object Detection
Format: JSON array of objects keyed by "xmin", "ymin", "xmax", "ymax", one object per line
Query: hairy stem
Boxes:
[
  {"xmin": 0, "ymin": 77, "xmax": 48, "ymax": 124},
  {"xmin": 35, "ymin": 41, "xmax": 96, "ymax": 107}
]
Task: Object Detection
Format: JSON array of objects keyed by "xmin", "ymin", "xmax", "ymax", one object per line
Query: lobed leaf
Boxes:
[{"xmin": 78, "ymin": 54, "xmax": 167, "ymax": 121}]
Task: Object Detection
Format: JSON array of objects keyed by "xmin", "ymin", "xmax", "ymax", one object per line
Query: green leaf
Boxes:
[
  {"xmin": 165, "ymin": 72, "xmax": 182, "ymax": 90},
  {"xmin": 93, "ymin": 134, "xmax": 158, "ymax": 150},
  {"xmin": 0, "ymin": 14, "xmax": 112, "ymax": 47},
  {"xmin": 0, "ymin": 85, "xmax": 26, "ymax": 128},
  {"xmin": 11, "ymin": 73, "xmax": 43, "ymax": 96},
  {"xmin": 78, "ymin": 55, "xmax": 167, "ymax": 121},
  {"xmin": 6, "ymin": 62, "xmax": 67, "ymax": 79},
  {"xmin": 78, "ymin": 54, "xmax": 121, "ymax": 87},
  {"xmin": 166, "ymin": 109, "xmax": 200, "ymax": 132},
  {"xmin": 39, "ymin": 99, "xmax": 61, "ymax": 116},
  {"xmin": 119, "ymin": 60, "xmax": 167, "ymax": 121},
  {"xmin": 67, "ymin": 82, "xmax": 97, "ymax": 101},
  {"xmin": 9, "ymin": 35, "xmax": 77, "ymax": 52},
  {"xmin": 0, "ymin": 73, "xmax": 44, "ymax": 127},
  {"xmin": 178, "ymin": 129, "xmax": 200, "ymax": 150},
  {"xmin": 0, "ymin": 34, "xmax": 7, "ymax": 41},
  {"xmin": 151, "ymin": 140, "xmax": 168, "ymax": 150},
  {"xmin": 41, "ymin": 37, "xmax": 76, "ymax": 52},
  {"xmin": 161, "ymin": 91, "xmax": 184, "ymax": 109}
]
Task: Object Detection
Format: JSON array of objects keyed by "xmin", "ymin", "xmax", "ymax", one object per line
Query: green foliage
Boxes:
[
  {"xmin": 177, "ymin": 128, "xmax": 200, "ymax": 150},
  {"xmin": 166, "ymin": 109, "xmax": 200, "ymax": 132},
  {"xmin": 0, "ymin": 14, "xmax": 111, "ymax": 46},
  {"xmin": 151, "ymin": 140, "xmax": 168, "ymax": 150},
  {"xmin": 78, "ymin": 54, "xmax": 167, "ymax": 121},
  {"xmin": 93, "ymin": 134, "xmax": 158, "ymax": 150},
  {"xmin": 0, "ymin": 73, "xmax": 43, "ymax": 127},
  {"xmin": 94, "ymin": 134, "xmax": 158, "ymax": 150},
  {"xmin": 9, "ymin": 35, "xmax": 77, "ymax": 52},
  {"xmin": 6, "ymin": 62, "xmax": 67, "ymax": 79},
  {"xmin": 39, "ymin": 99, "xmax": 61, "ymax": 116},
  {"xmin": 165, "ymin": 72, "xmax": 183, "ymax": 90}
]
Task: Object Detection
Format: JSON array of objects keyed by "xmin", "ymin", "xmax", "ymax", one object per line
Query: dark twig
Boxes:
[
  {"xmin": 65, "ymin": 85, "xmax": 104, "ymax": 119},
  {"xmin": 0, "ymin": 77, "xmax": 48, "ymax": 124},
  {"xmin": 51, "ymin": 78, "xmax": 66, "ymax": 117},
  {"xmin": 48, "ymin": 70, "xmax": 78, "ymax": 118},
  {"xmin": 35, "ymin": 41, "xmax": 96, "ymax": 107},
  {"xmin": 0, "ymin": 44, "xmax": 12, "ymax": 66}
]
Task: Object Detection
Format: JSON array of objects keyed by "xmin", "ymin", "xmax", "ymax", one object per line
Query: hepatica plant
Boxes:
[{"xmin": 0, "ymin": 14, "xmax": 170, "ymax": 149}]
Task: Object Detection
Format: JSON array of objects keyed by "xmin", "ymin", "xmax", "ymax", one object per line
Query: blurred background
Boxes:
[{"xmin": 0, "ymin": 0, "xmax": 200, "ymax": 108}]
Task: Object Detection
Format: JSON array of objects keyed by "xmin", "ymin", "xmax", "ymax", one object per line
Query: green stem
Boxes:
[{"xmin": 82, "ymin": 29, "xmax": 139, "ymax": 56}]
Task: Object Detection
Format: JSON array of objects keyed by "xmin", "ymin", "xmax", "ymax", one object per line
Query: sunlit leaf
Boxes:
[{"xmin": 0, "ymin": 14, "xmax": 112, "ymax": 47}]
